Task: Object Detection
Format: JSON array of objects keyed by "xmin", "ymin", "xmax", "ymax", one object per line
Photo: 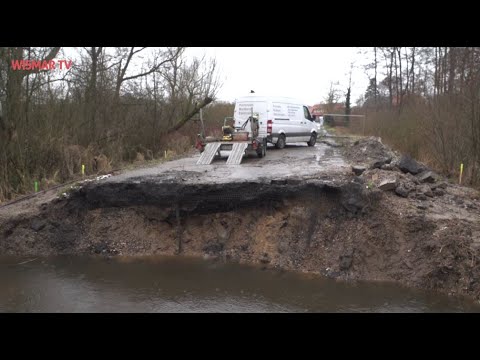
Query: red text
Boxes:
[{"xmin": 10, "ymin": 59, "xmax": 72, "ymax": 71}]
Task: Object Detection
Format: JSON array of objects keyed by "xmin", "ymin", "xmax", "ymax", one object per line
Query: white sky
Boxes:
[
  {"xmin": 60, "ymin": 47, "xmax": 371, "ymax": 106},
  {"xmin": 185, "ymin": 47, "xmax": 370, "ymax": 106}
]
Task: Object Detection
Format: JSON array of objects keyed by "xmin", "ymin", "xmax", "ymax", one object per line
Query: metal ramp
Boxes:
[
  {"xmin": 197, "ymin": 142, "xmax": 222, "ymax": 165},
  {"xmin": 226, "ymin": 143, "xmax": 248, "ymax": 165}
]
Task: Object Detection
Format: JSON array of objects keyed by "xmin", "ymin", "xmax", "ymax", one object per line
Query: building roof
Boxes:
[{"xmin": 309, "ymin": 103, "xmax": 344, "ymax": 115}]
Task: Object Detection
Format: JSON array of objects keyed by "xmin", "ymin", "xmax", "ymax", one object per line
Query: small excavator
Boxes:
[{"xmin": 195, "ymin": 111, "xmax": 267, "ymax": 165}]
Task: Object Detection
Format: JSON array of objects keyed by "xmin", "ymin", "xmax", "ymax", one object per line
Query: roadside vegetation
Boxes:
[
  {"xmin": 327, "ymin": 47, "xmax": 480, "ymax": 187},
  {"xmin": 0, "ymin": 47, "xmax": 228, "ymax": 202}
]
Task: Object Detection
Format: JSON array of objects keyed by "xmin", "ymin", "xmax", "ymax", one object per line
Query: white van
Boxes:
[{"xmin": 233, "ymin": 95, "xmax": 318, "ymax": 149}]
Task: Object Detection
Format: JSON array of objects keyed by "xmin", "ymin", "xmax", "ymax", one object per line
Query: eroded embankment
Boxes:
[{"xmin": 2, "ymin": 176, "xmax": 480, "ymax": 302}]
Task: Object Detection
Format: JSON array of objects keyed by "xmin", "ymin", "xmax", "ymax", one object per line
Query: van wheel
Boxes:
[
  {"xmin": 307, "ymin": 133, "xmax": 317, "ymax": 147},
  {"xmin": 275, "ymin": 134, "xmax": 286, "ymax": 149}
]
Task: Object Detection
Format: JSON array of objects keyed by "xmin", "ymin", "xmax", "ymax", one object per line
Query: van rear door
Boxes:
[{"xmin": 234, "ymin": 100, "xmax": 268, "ymax": 137}]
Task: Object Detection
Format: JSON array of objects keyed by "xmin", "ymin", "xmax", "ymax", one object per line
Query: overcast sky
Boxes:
[
  {"xmin": 185, "ymin": 47, "xmax": 370, "ymax": 106},
  {"xmin": 61, "ymin": 47, "xmax": 371, "ymax": 106}
]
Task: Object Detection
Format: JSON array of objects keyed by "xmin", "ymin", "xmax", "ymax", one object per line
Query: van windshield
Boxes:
[{"xmin": 303, "ymin": 106, "xmax": 311, "ymax": 120}]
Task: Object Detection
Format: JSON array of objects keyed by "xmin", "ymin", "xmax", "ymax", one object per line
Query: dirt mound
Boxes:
[{"xmin": 343, "ymin": 136, "xmax": 398, "ymax": 169}]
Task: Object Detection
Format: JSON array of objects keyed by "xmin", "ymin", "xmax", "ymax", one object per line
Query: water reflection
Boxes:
[{"xmin": 0, "ymin": 255, "xmax": 478, "ymax": 313}]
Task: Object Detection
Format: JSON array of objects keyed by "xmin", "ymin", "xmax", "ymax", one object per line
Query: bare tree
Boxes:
[
  {"xmin": 0, "ymin": 46, "xmax": 222, "ymax": 201},
  {"xmin": 114, "ymin": 47, "xmax": 183, "ymax": 102},
  {"xmin": 345, "ymin": 63, "xmax": 353, "ymax": 117},
  {"xmin": 0, "ymin": 47, "xmax": 60, "ymax": 143},
  {"xmin": 324, "ymin": 82, "xmax": 341, "ymax": 113},
  {"xmin": 358, "ymin": 46, "xmax": 480, "ymax": 185}
]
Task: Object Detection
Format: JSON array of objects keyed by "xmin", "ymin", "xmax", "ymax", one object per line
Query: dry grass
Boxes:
[{"xmin": 338, "ymin": 101, "xmax": 480, "ymax": 187}]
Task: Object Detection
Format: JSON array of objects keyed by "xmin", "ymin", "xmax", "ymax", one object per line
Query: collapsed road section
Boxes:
[{"xmin": 1, "ymin": 137, "xmax": 480, "ymax": 302}]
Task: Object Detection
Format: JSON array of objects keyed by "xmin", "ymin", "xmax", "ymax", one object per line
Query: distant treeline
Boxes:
[{"xmin": 351, "ymin": 47, "xmax": 480, "ymax": 186}]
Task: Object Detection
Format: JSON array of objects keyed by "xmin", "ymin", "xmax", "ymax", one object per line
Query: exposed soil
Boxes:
[{"xmin": 1, "ymin": 136, "xmax": 479, "ymax": 302}]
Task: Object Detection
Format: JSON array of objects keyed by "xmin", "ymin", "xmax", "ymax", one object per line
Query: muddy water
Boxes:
[{"xmin": 0, "ymin": 256, "xmax": 479, "ymax": 313}]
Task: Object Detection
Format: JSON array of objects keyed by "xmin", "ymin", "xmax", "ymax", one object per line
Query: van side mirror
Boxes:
[{"xmin": 311, "ymin": 115, "xmax": 316, "ymax": 121}]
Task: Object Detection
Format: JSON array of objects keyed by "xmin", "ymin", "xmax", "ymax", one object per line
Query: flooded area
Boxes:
[{"xmin": 1, "ymin": 256, "xmax": 479, "ymax": 313}]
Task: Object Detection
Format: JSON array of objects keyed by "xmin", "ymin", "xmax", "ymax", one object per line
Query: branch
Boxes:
[
  {"xmin": 115, "ymin": 47, "xmax": 136, "ymax": 94},
  {"xmin": 121, "ymin": 48, "xmax": 182, "ymax": 83},
  {"xmin": 166, "ymin": 96, "xmax": 213, "ymax": 134}
]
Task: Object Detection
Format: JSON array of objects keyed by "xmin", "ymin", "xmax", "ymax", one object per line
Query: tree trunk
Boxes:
[
  {"xmin": 443, "ymin": 46, "xmax": 448, "ymax": 94},
  {"xmin": 394, "ymin": 48, "xmax": 399, "ymax": 106},
  {"xmin": 374, "ymin": 47, "xmax": 377, "ymax": 107},
  {"xmin": 397, "ymin": 47, "xmax": 403, "ymax": 109},
  {"xmin": 448, "ymin": 46, "xmax": 456, "ymax": 94},
  {"xmin": 434, "ymin": 47, "xmax": 438, "ymax": 98},
  {"xmin": 411, "ymin": 47, "xmax": 416, "ymax": 95},
  {"xmin": 85, "ymin": 47, "xmax": 102, "ymax": 141},
  {"xmin": 404, "ymin": 47, "xmax": 410, "ymax": 96},
  {"xmin": 388, "ymin": 50, "xmax": 394, "ymax": 107}
]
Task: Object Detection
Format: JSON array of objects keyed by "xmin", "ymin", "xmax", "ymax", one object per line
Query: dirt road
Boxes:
[{"xmin": 106, "ymin": 140, "xmax": 350, "ymax": 185}]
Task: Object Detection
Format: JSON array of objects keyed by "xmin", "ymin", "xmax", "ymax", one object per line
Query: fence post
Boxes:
[{"xmin": 459, "ymin": 163, "xmax": 464, "ymax": 185}]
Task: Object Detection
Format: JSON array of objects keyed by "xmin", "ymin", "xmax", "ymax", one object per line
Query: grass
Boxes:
[{"xmin": 366, "ymin": 181, "xmax": 375, "ymax": 190}]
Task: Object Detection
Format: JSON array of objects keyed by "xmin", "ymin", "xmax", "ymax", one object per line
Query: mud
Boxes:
[{"xmin": 1, "ymin": 138, "xmax": 480, "ymax": 303}]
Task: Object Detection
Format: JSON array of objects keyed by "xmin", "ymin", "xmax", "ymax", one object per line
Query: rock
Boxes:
[
  {"xmin": 433, "ymin": 188, "xmax": 445, "ymax": 197},
  {"xmin": 417, "ymin": 184, "xmax": 433, "ymax": 197},
  {"xmin": 417, "ymin": 204, "xmax": 428, "ymax": 210},
  {"xmin": 325, "ymin": 270, "xmax": 342, "ymax": 279},
  {"xmin": 405, "ymin": 173, "xmax": 421, "ymax": 185},
  {"xmin": 431, "ymin": 182, "xmax": 448, "ymax": 190},
  {"xmin": 395, "ymin": 186, "xmax": 409, "ymax": 197},
  {"xmin": 395, "ymin": 182, "xmax": 415, "ymax": 198},
  {"xmin": 340, "ymin": 182, "xmax": 370, "ymax": 214},
  {"xmin": 378, "ymin": 178, "xmax": 397, "ymax": 191},
  {"xmin": 390, "ymin": 157, "xmax": 400, "ymax": 167},
  {"xmin": 30, "ymin": 219, "xmax": 46, "ymax": 232},
  {"xmin": 215, "ymin": 225, "xmax": 229, "ymax": 241},
  {"xmin": 93, "ymin": 242, "xmax": 108, "ymax": 254},
  {"xmin": 352, "ymin": 165, "xmax": 367, "ymax": 175},
  {"xmin": 398, "ymin": 155, "xmax": 426, "ymax": 175},
  {"xmin": 286, "ymin": 179, "xmax": 302, "ymax": 185},
  {"xmin": 416, "ymin": 194, "xmax": 428, "ymax": 201},
  {"xmin": 260, "ymin": 253, "xmax": 270, "ymax": 264},
  {"xmin": 271, "ymin": 179, "xmax": 287, "ymax": 185},
  {"xmin": 339, "ymin": 255, "xmax": 353, "ymax": 270},
  {"xmin": 203, "ymin": 242, "xmax": 224, "ymax": 254},
  {"xmin": 372, "ymin": 157, "xmax": 392, "ymax": 169},
  {"xmin": 416, "ymin": 171, "xmax": 437, "ymax": 183}
]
